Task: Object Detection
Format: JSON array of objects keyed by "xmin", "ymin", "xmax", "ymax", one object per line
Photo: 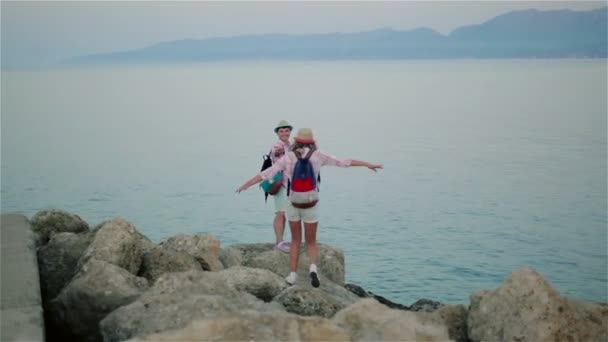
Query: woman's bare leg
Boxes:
[
  {"xmin": 289, "ymin": 220, "xmax": 302, "ymax": 272},
  {"xmin": 305, "ymin": 221, "xmax": 320, "ymax": 287},
  {"xmin": 304, "ymin": 221, "xmax": 318, "ymax": 266}
]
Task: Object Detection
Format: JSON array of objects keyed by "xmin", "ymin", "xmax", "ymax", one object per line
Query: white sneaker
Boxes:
[{"xmin": 285, "ymin": 272, "xmax": 298, "ymax": 285}]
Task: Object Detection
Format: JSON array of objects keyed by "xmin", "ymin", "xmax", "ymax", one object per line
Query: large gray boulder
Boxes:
[
  {"xmin": 37, "ymin": 232, "xmax": 95, "ymax": 304},
  {"xmin": 138, "ymin": 246, "xmax": 202, "ymax": 283},
  {"xmin": 122, "ymin": 298, "xmax": 450, "ymax": 341},
  {"xmin": 126, "ymin": 310, "xmax": 350, "ymax": 342},
  {"xmin": 137, "ymin": 266, "xmax": 287, "ymax": 301},
  {"xmin": 468, "ymin": 268, "xmax": 608, "ymax": 342},
  {"xmin": 144, "ymin": 270, "xmax": 227, "ymax": 296},
  {"xmin": 321, "ymin": 281, "xmax": 362, "ymax": 309},
  {"xmin": 219, "ymin": 266, "xmax": 288, "ymax": 302},
  {"xmin": 160, "ymin": 233, "xmax": 223, "ymax": 271},
  {"xmin": 48, "ymin": 259, "xmax": 149, "ymax": 342},
  {"xmin": 344, "ymin": 283, "xmax": 467, "ymax": 341},
  {"xmin": 99, "ymin": 270, "xmax": 284, "ymax": 342},
  {"xmin": 78, "ymin": 218, "xmax": 151, "ymax": 275},
  {"xmin": 221, "ymin": 242, "xmax": 345, "ymax": 285},
  {"xmin": 332, "ymin": 298, "xmax": 451, "ymax": 341},
  {"xmin": 30, "ymin": 210, "xmax": 90, "ymax": 246},
  {"xmin": 421, "ymin": 304, "xmax": 469, "ymax": 342},
  {"xmin": 274, "ymin": 286, "xmax": 344, "ymax": 318},
  {"xmin": 138, "ymin": 267, "xmax": 287, "ymax": 302},
  {"xmin": 273, "ymin": 280, "xmax": 359, "ymax": 318},
  {"xmin": 219, "ymin": 244, "xmax": 243, "ymax": 268}
]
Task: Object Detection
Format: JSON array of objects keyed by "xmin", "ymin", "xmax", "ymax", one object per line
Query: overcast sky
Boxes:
[{"xmin": 1, "ymin": 1, "xmax": 605, "ymax": 67}]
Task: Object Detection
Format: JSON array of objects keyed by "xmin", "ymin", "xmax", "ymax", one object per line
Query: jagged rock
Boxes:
[
  {"xmin": 133, "ymin": 265, "xmax": 288, "ymax": 300},
  {"xmin": 48, "ymin": 259, "xmax": 148, "ymax": 342},
  {"xmin": 410, "ymin": 298, "xmax": 445, "ymax": 312},
  {"xmin": 37, "ymin": 232, "xmax": 94, "ymax": 304},
  {"xmin": 219, "ymin": 266, "xmax": 288, "ymax": 302},
  {"xmin": 221, "ymin": 243, "xmax": 272, "ymax": 264},
  {"xmin": 468, "ymin": 268, "xmax": 608, "ymax": 342},
  {"xmin": 78, "ymin": 218, "xmax": 150, "ymax": 275},
  {"xmin": 160, "ymin": 234, "xmax": 223, "ymax": 271},
  {"xmin": 219, "ymin": 246, "xmax": 243, "ymax": 268},
  {"xmin": 320, "ymin": 281, "xmax": 363, "ymax": 309},
  {"xmin": 274, "ymin": 285, "xmax": 344, "ymax": 318},
  {"xmin": 146, "ymin": 270, "xmax": 224, "ymax": 295},
  {"xmin": 140, "ymin": 267, "xmax": 287, "ymax": 303},
  {"xmin": 99, "ymin": 270, "xmax": 284, "ymax": 342},
  {"xmin": 101, "ymin": 293, "xmax": 280, "ymax": 342},
  {"xmin": 344, "ymin": 283, "xmax": 371, "ymax": 298},
  {"xmin": 126, "ymin": 310, "xmax": 350, "ymax": 342},
  {"xmin": 223, "ymin": 242, "xmax": 345, "ymax": 285},
  {"xmin": 315, "ymin": 244, "xmax": 345, "ymax": 285},
  {"xmin": 332, "ymin": 298, "xmax": 451, "ymax": 341},
  {"xmin": 371, "ymin": 292, "xmax": 410, "ymax": 310},
  {"xmin": 138, "ymin": 246, "xmax": 202, "ymax": 283},
  {"xmin": 345, "ymin": 283, "xmax": 410, "ymax": 310},
  {"xmin": 422, "ymin": 304, "xmax": 469, "ymax": 342},
  {"xmin": 30, "ymin": 209, "xmax": 89, "ymax": 246}
]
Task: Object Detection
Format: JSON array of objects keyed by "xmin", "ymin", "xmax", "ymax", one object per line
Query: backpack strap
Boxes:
[
  {"xmin": 294, "ymin": 147, "xmax": 316, "ymax": 160},
  {"xmin": 304, "ymin": 147, "xmax": 315, "ymax": 160}
]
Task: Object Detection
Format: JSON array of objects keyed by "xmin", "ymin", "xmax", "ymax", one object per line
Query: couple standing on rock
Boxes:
[{"xmin": 236, "ymin": 120, "xmax": 383, "ymax": 288}]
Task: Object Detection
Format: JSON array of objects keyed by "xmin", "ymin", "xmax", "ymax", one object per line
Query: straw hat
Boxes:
[
  {"xmin": 294, "ymin": 128, "xmax": 315, "ymax": 144},
  {"xmin": 274, "ymin": 120, "xmax": 293, "ymax": 133}
]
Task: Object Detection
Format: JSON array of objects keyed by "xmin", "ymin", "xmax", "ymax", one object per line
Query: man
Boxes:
[{"xmin": 269, "ymin": 120, "xmax": 293, "ymax": 252}]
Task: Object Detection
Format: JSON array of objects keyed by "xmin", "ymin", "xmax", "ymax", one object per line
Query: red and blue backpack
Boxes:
[{"xmin": 288, "ymin": 148, "xmax": 320, "ymax": 208}]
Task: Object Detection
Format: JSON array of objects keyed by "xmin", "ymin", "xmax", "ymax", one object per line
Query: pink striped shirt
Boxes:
[{"xmin": 260, "ymin": 148, "xmax": 352, "ymax": 187}]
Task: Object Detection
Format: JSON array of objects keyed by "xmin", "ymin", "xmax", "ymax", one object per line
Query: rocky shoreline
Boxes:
[{"xmin": 31, "ymin": 210, "xmax": 607, "ymax": 342}]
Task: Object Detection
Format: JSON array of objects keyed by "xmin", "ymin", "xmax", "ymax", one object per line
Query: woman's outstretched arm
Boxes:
[
  {"xmin": 317, "ymin": 151, "xmax": 382, "ymax": 171},
  {"xmin": 350, "ymin": 160, "xmax": 383, "ymax": 172}
]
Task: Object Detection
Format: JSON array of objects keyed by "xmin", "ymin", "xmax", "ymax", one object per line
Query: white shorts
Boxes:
[
  {"xmin": 273, "ymin": 187, "xmax": 288, "ymax": 213},
  {"xmin": 285, "ymin": 201, "xmax": 319, "ymax": 223}
]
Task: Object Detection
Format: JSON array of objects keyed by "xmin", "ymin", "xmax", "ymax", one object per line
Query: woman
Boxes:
[
  {"xmin": 236, "ymin": 128, "xmax": 383, "ymax": 287},
  {"xmin": 269, "ymin": 120, "xmax": 293, "ymax": 253}
]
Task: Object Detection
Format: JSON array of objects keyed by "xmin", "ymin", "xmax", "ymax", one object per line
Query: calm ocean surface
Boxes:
[{"xmin": 1, "ymin": 60, "xmax": 606, "ymax": 305}]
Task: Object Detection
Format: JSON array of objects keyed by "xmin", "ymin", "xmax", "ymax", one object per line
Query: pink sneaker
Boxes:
[{"xmin": 274, "ymin": 241, "xmax": 291, "ymax": 253}]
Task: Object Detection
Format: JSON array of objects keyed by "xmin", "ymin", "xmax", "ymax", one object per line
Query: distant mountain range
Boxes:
[{"xmin": 64, "ymin": 7, "xmax": 607, "ymax": 65}]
